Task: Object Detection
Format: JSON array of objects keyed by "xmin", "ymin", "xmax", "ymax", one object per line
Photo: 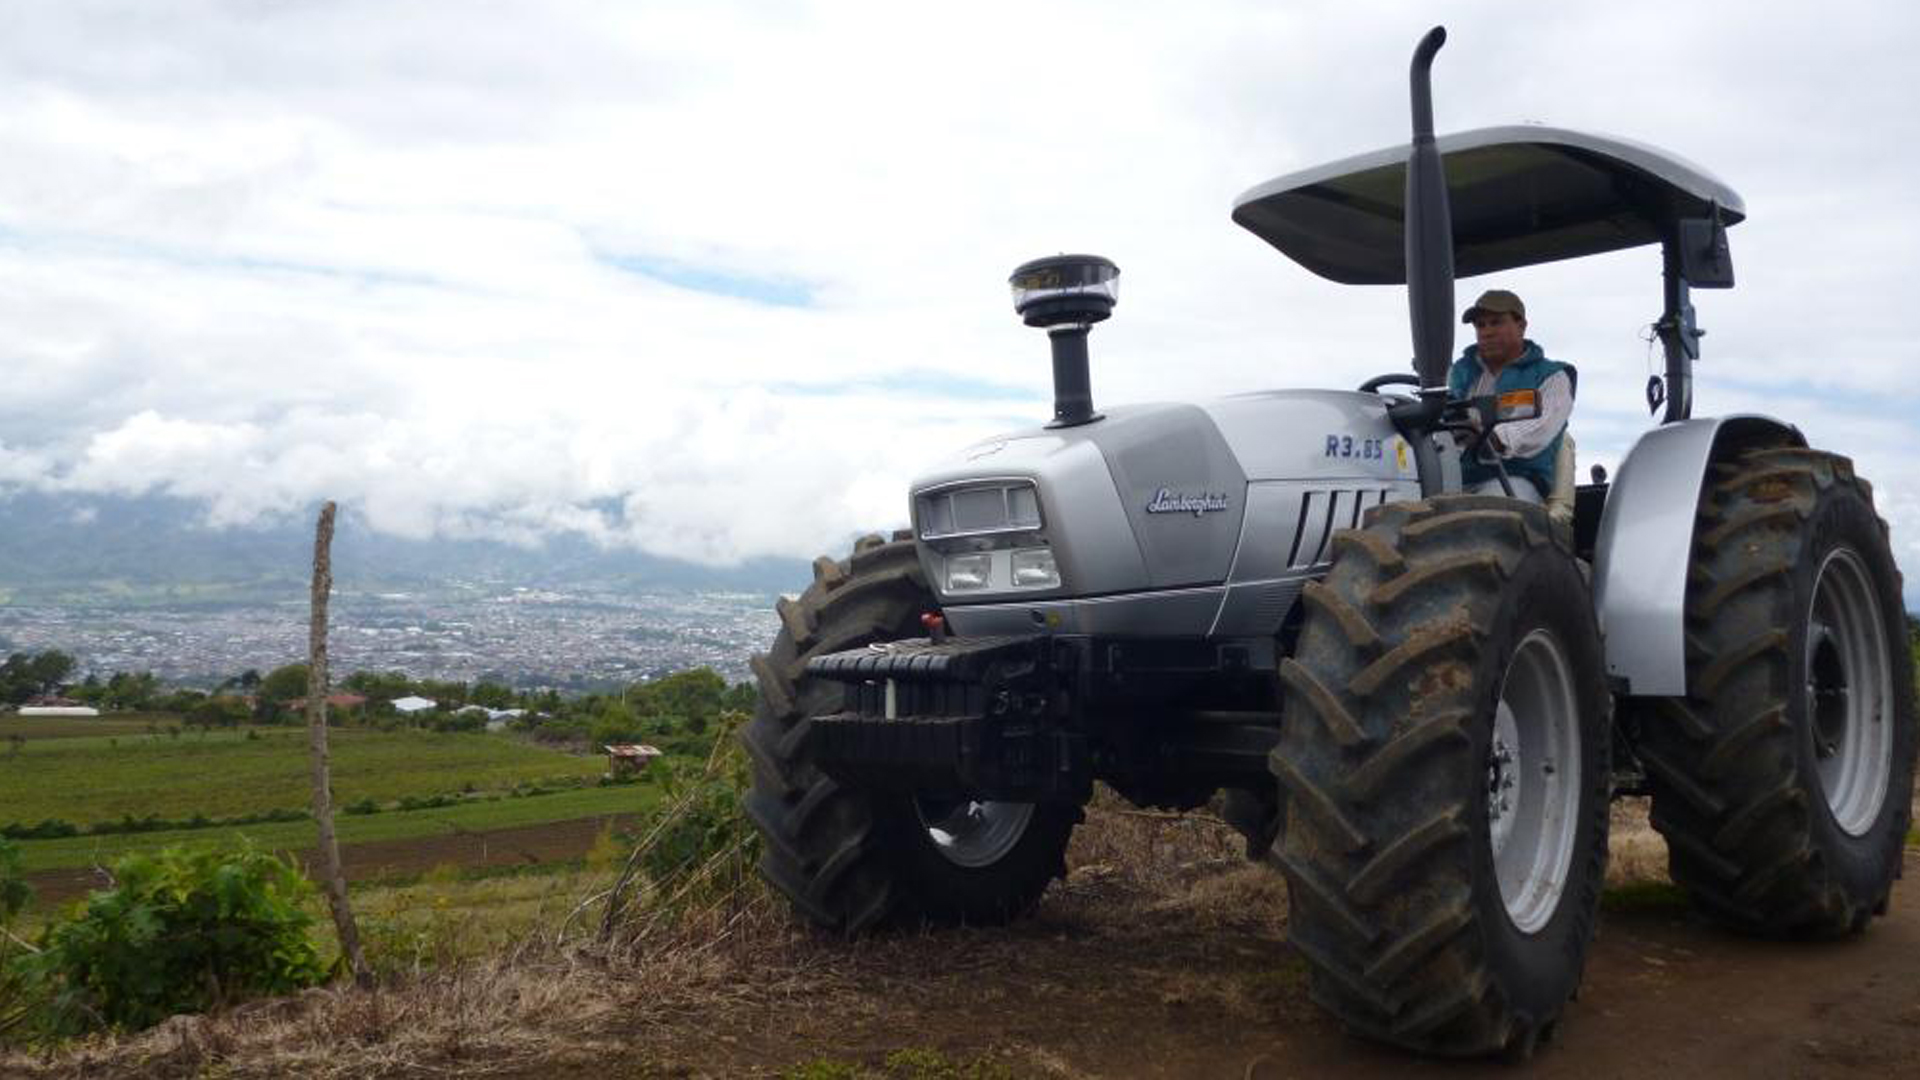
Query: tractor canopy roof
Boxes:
[{"xmin": 1232, "ymin": 125, "xmax": 1744, "ymax": 285}]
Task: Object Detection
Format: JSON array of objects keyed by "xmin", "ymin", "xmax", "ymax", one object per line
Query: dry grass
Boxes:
[
  {"xmin": 0, "ymin": 788, "xmax": 1275, "ymax": 1079},
  {"xmin": 1059, "ymin": 789, "xmax": 1275, "ymax": 923},
  {"xmin": 0, "ymin": 789, "xmax": 1712, "ymax": 1078},
  {"xmin": 0, "ymin": 891, "xmax": 828, "ymax": 1079},
  {"xmin": 349, "ymin": 865, "xmax": 603, "ymax": 979},
  {"xmin": 1606, "ymin": 796, "xmax": 1670, "ymax": 888}
]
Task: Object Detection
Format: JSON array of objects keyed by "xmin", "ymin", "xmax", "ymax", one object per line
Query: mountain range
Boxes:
[{"xmin": 0, "ymin": 491, "xmax": 812, "ymax": 604}]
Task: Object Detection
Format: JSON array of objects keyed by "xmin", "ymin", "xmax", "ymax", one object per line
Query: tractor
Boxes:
[{"xmin": 741, "ymin": 26, "xmax": 1915, "ymax": 1057}]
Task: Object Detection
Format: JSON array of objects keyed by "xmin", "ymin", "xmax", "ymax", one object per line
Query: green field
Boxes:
[
  {"xmin": 7, "ymin": 784, "xmax": 658, "ymax": 873},
  {"xmin": 0, "ymin": 712, "xmax": 171, "ymax": 741},
  {"xmin": 1, "ymin": 723, "xmax": 608, "ymax": 826}
]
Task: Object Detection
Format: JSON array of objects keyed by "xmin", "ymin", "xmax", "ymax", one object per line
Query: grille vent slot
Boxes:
[{"xmin": 1287, "ymin": 488, "xmax": 1391, "ymax": 568}]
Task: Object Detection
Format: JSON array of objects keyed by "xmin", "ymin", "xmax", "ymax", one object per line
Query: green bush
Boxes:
[
  {"xmin": 590, "ymin": 701, "xmax": 643, "ymax": 747},
  {"xmin": 0, "ymin": 840, "xmax": 27, "ymax": 923},
  {"xmin": 530, "ymin": 717, "xmax": 588, "ymax": 745},
  {"xmin": 1, "ymin": 839, "xmax": 33, "ymax": 1041},
  {"xmin": 24, "ymin": 845, "xmax": 325, "ymax": 1033},
  {"xmin": 0, "ymin": 819, "xmax": 79, "ymax": 841},
  {"xmin": 2, "ymin": 807, "xmax": 313, "ymax": 841}
]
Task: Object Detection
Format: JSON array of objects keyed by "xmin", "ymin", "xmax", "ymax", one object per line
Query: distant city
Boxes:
[
  {"xmin": 0, "ymin": 491, "xmax": 815, "ymax": 691},
  {"xmin": 0, "ymin": 584, "xmax": 782, "ymax": 692}
]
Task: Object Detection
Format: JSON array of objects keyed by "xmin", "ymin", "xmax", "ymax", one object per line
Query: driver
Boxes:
[{"xmin": 1448, "ymin": 289, "xmax": 1575, "ymax": 502}]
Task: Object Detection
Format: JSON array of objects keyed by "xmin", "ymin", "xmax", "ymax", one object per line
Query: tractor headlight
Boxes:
[
  {"xmin": 1009, "ymin": 547, "xmax": 1060, "ymax": 588},
  {"xmin": 916, "ymin": 481, "xmax": 1061, "ymax": 595},
  {"xmin": 945, "ymin": 552, "xmax": 993, "ymax": 592},
  {"xmin": 917, "ymin": 481, "xmax": 1044, "ymax": 540}
]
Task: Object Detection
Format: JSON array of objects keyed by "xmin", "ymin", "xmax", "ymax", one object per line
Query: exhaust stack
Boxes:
[
  {"xmin": 1010, "ymin": 254, "xmax": 1119, "ymax": 428},
  {"xmin": 1405, "ymin": 27, "xmax": 1455, "ymax": 390}
]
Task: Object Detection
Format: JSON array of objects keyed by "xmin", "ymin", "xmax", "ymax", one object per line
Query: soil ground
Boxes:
[
  {"xmin": 10, "ymin": 802, "xmax": 1918, "ymax": 1077},
  {"xmin": 541, "ymin": 802, "xmax": 1920, "ymax": 1079}
]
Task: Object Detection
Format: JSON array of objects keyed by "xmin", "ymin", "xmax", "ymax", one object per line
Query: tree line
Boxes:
[
  {"xmin": 0, "ymin": 651, "xmax": 76, "ymax": 706},
  {"xmin": 1, "ymin": 648, "xmax": 759, "ymax": 752}
]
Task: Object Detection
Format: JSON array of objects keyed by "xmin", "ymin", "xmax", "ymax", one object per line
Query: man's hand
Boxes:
[{"xmin": 1458, "ymin": 399, "xmax": 1506, "ymax": 455}]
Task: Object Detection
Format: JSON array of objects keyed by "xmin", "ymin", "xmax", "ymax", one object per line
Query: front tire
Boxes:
[
  {"xmin": 1639, "ymin": 448, "xmax": 1915, "ymax": 936},
  {"xmin": 741, "ymin": 534, "xmax": 1079, "ymax": 932},
  {"xmin": 1273, "ymin": 497, "xmax": 1611, "ymax": 1057}
]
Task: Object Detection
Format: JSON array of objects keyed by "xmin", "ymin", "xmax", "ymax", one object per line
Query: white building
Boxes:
[
  {"xmin": 484, "ymin": 708, "xmax": 527, "ymax": 732},
  {"xmin": 390, "ymin": 695, "xmax": 437, "ymax": 714}
]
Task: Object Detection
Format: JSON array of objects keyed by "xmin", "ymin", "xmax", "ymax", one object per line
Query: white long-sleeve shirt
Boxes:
[{"xmin": 1463, "ymin": 368, "xmax": 1574, "ymax": 459}]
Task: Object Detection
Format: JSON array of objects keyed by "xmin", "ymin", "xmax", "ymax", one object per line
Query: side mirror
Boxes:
[{"xmin": 1676, "ymin": 214, "xmax": 1735, "ymax": 289}]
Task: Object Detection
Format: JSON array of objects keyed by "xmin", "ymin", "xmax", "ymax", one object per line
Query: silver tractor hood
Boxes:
[{"xmin": 909, "ymin": 390, "xmax": 1421, "ymax": 642}]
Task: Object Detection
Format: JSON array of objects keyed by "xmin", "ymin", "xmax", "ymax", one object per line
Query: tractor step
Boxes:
[{"xmin": 805, "ymin": 634, "xmax": 1043, "ymax": 684}]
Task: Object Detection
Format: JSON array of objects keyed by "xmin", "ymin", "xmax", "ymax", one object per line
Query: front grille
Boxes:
[{"xmin": 1287, "ymin": 488, "xmax": 1393, "ymax": 568}]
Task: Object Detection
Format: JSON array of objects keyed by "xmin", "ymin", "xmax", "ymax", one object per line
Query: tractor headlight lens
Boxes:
[
  {"xmin": 945, "ymin": 553, "xmax": 993, "ymax": 591},
  {"xmin": 1010, "ymin": 547, "xmax": 1060, "ymax": 588},
  {"xmin": 917, "ymin": 481, "xmax": 1044, "ymax": 541},
  {"xmin": 950, "ymin": 487, "xmax": 1007, "ymax": 533},
  {"xmin": 1007, "ymin": 485, "xmax": 1041, "ymax": 529}
]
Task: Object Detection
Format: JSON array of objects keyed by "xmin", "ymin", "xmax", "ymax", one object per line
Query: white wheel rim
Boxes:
[
  {"xmin": 1807, "ymin": 547, "xmax": 1893, "ymax": 837},
  {"xmin": 915, "ymin": 799, "xmax": 1035, "ymax": 868},
  {"xmin": 1488, "ymin": 629, "xmax": 1583, "ymax": 934}
]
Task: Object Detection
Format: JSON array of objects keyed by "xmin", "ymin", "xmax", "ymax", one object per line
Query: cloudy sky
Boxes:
[{"xmin": 1, "ymin": 0, "xmax": 1916, "ymax": 605}]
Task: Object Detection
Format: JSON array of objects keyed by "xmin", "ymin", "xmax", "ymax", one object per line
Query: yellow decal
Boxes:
[{"xmin": 1395, "ymin": 438, "xmax": 1409, "ymax": 470}]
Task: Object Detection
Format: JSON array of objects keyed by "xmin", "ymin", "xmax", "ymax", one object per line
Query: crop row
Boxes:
[
  {"xmin": 7, "ymin": 784, "xmax": 661, "ymax": 874},
  {"xmin": 2, "ymin": 774, "xmax": 645, "ymax": 841}
]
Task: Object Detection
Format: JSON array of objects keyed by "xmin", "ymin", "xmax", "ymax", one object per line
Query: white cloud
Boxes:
[{"xmin": 0, "ymin": 0, "xmax": 1915, "ymax": 606}]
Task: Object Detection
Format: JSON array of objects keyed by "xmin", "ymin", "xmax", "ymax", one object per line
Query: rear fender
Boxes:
[{"xmin": 1591, "ymin": 415, "xmax": 1803, "ymax": 695}]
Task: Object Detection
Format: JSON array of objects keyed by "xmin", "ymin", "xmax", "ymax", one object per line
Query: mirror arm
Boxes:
[{"xmin": 1655, "ymin": 235, "xmax": 1699, "ymax": 424}]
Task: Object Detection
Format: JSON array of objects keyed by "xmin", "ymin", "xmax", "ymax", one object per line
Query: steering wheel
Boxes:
[{"xmin": 1358, "ymin": 372, "xmax": 1422, "ymax": 394}]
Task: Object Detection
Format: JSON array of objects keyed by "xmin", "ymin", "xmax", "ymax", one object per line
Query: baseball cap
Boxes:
[{"xmin": 1462, "ymin": 289, "xmax": 1525, "ymax": 323}]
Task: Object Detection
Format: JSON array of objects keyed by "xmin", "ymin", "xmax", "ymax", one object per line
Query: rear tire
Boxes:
[
  {"xmin": 1640, "ymin": 448, "xmax": 1915, "ymax": 936},
  {"xmin": 1273, "ymin": 497, "xmax": 1611, "ymax": 1057},
  {"xmin": 741, "ymin": 534, "xmax": 1079, "ymax": 932}
]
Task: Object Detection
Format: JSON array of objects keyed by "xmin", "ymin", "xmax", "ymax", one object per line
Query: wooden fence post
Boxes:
[{"xmin": 306, "ymin": 501, "xmax": 370, "ymax": 987}]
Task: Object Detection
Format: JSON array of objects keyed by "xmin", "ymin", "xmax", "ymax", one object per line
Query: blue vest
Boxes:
[{"xmin": 1446, "ymin": 342, "xmax": 1575, "ymax": 496}]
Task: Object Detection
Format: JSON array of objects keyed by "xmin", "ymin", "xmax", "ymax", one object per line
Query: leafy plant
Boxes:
[
  {"xmin": 24, "ymin": 844, "xmax": 325, "ymax": 1033},
  {"xmin": 0, "ymin": 819, "xmax": 80, "ymax": 841},
  {"xmin": 636, "ymin": 756, "xmax": 756, "ymax": 890},
  {"xmin": 589, "ymin": 701, "xmax": 643, "ymax": 747},
  {"xmin": 0, "ymin": 840, "xmax": 28, "ymax": 924},
  {"xmin": 0, "ymin": 839, "xmax": 35, "ymax": 1041}
]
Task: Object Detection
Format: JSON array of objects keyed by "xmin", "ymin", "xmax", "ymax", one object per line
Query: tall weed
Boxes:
[{"xmin": 592, "ymin": 709, "xmax": 761, "ymax": 943}]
